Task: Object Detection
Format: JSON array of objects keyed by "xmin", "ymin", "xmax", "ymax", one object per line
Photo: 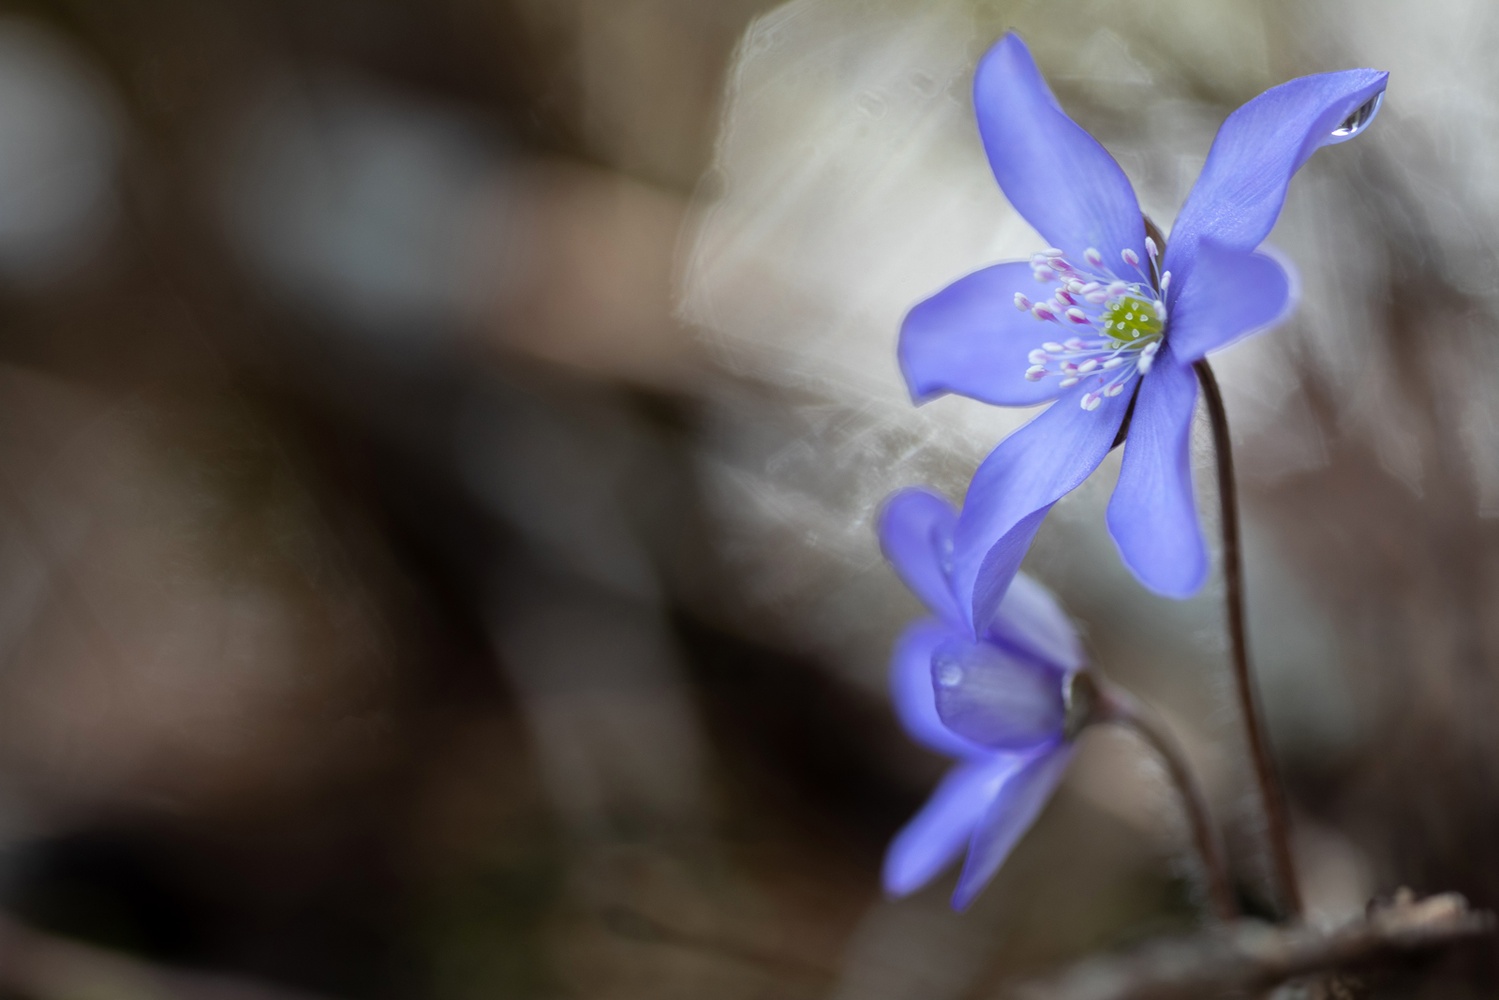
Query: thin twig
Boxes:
[
  {"xmin": 1016, "ymin": 891, "xmax": 1492, "ymax": 1000},
  {"xmin": 1194, "ymin": 358, "xmax": 1302, "ymax": 918},
  {"xmin": 1090, "ymin": 676, "xmax": 1238, "ymax": 922}
]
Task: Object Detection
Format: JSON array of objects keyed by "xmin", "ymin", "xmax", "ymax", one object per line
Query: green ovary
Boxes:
[{"xmin": 1102, "ymin": 295, "xmax": 1163, "ymax": 348}]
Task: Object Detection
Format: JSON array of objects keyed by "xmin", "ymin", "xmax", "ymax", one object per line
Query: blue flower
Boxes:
[
  {"xmin": 879, "ymin": 487, "xmax": 1085, "ymax": 910},
  {"xmin": 899, "ymin": 34, "xmax": 1387, "ymax": 622}
]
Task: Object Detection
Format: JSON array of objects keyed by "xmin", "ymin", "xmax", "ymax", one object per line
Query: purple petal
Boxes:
[
  {"xmin": 953, "ymin": 388, "xmax": 1132, "ymax": 628},
  {"xmin": 974, "ymin": 34, "xmax": 1146, "ymax": 268},
  {"xmin": 952, "ymin": 744, "xmax": 1073, "ymax": 910},
  {"xmin": 878, "ymin": 488, "xmax": 963, "ymax": 623},
  {"xmin": 883, "ymin": 756, "xmax": 1028, "ymax": 897},
  {"xmin": 931, "ymin": 636, "xmax": 1067, "ymax": 749},
  {"xmin": 900, "ymin": 262, "xmax": 1072, "ymax": 406},
  {"xmin": 1163, "ymin": 68, "xmax": 1388, "ymax": 291},
  {"xmin": 1106, "ymin": 349, "xmax": 1207, "ymax": 598},
  {"xmin": 988, "ymin": 573, "xmax": 1085, "ymax": 672},
  {"xmin": 1166, "ymin": 243, "xmax": 1295, "ymax": 362},
  {"xmin": 891, "ymin": 620, "xmax": 987, "ymax": 759}
]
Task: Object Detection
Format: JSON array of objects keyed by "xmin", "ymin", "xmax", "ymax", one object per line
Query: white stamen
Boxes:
[
  {"xmin": 1105, "ymin": 382, "xmax": 1126, "ymax": 397},
  {"xmin": 1067, "ymin": 280, "xmax": 1086, "ymax": 294},
  {"xmin": 1063, "ymin": 338, "xmax": 1084, "ymax": 350},
  {"xmin": 1059, "ymin": 376, "xmax": 1080, "ymax": 388},
  {"xmin": 1154, "ymin": 301, "xmax": 1167, "ymax": 321},
  {"xmin": 1145, "ymin": 236, "xmax": 1159, "ymax": 260},
  {"xmin": 1032, "ymin": 304, "xmax": 1057, "ymax": 322},
  {"xmin": 1122, "ymin": 248, "xmax": 1140, "ymax": 267},
  {"xmin": 1084, "ymin": 248, "xmax": 1103, "ymax": 267},
  {"xmin": 1042, "ymin": 341, "xmax": 1065, "ymax": 352},
  {"xmin": 1160, "ymin": 271, "xmax": 1172, "ymax": 293},
  {"xmin": 1057, "ymin": 290, "xmax": 1076, "ymax": 305},
  {"xmin": 1025, "ymin": 365, "xmax": 1047, "ymax": 381},
  {"xmin": 1137, "ymin": 352, "xmax": 1155, "ymax": 375},
  {"xmin": 1065, "ymin": 308, "xmax": 1089, "ymax": 324},
  {"xmin": 1078, "ymin": 359, "xmax": 1098, "ymax": 373},
  {"xmin": 1102, "ymin": 357, "xmax": 1124, "ymax": 369},
  {"xmin": 1033, "ymin": 266, "xmax": 1056, "ymax": 282},
  {"xmin": 1042, "ymin": 248, "xmax": 1065, "ymax": 258},
  {"xmin": 1107, "ymin": 281, "xmax": 1129, "ymax": 297},
  {"xmin": 1014, "ymin": 292, "xmax": 1032, "ymax": 311},
  {"xmin": 1080, "ymin": 392, "xmax": 1102, "ymax": 411},
  {"xmin": 1085, "ymin": 291, "xmax": 1109, "ymax": 304},
  {"xmin": 1027, "ymin": 349, "xmax": 1048, "ymax": 364}
]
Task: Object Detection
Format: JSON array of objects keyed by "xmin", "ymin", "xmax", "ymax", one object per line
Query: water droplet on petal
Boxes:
[
  {"xmin": 935, "ymin": 656, "xmax": 963, "ymax": 688},
  {"xmin": 1329, "ymin": 90, "xmax": 1384, "ymax": 143}
]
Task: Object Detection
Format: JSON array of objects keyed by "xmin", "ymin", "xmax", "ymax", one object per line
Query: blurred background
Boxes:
[{"xmin": 0, "ymin": 0, "xmax": 1488, "ymax": 997}]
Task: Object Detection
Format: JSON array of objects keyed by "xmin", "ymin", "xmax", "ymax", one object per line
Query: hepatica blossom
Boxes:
[
  {"xmin": 880, "ymin": 487, "xmax": 1088, "ymax": 909},
  {"xmin": 900, "ymin": 34, "xmax": 1387, "ymax": 620}
]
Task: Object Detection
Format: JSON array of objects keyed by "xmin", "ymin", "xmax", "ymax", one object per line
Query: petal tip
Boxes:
[
  {"xmin": 1114, "ymin": 538, "xmax": 1208, "ymax": 600},
  {"xmin": 974, "ymin": 31, "xmax": 1039, "ymax": 101},
  {"xmin": 880, "ymin": 861, "xmax": 921, "ymax": 899}
]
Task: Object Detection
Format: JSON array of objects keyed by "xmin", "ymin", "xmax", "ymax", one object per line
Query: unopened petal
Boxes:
[
  {"xmin": 883, "ymin": 756, "xmax": 1027, "ymax": 897},
  {"xmin": 951, "ymin": 745, "xmax": 1073, "ymax": 910},
  {"xmin": 987, "ymin": 573, "xmax": 1085, "ymax": 672},
  {"xmin": 891, "ymin": 620, "xmax": 987, "ymax": 759},
  {"xmin": 879, "ymin": 488, "xmax": 964, "ymax": 623},
  {"xmin": 931, "ymin": 637, "xmax": 1067, "ymax": 749}
]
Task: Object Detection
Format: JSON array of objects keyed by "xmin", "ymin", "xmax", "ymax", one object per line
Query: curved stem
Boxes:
[
  {"xmin": 1090, "ymin": 676, "xmax": 1238, "ymax": 922},
  {"xmin": 1193, "ymin": 359, "xmax": 1302, "ymax": 919}
]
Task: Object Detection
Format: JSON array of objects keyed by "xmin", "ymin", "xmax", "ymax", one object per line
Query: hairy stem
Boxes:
[
  {"xmin": 1090, "ymin": 676, "xmax": 1238, "ymax": 922},
  {"xmin": 1193, "ymin": 358, "xmax": 1302, "ymax": 919}
]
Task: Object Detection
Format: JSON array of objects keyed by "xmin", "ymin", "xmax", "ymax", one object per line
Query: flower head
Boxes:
[
  {"xmin": 899, "ymin": 34, "xmax": 1387, "ymax": 623},
  {"xmin": 879, "ymin": 487, "xmax": 1087, "ymax": 909}
]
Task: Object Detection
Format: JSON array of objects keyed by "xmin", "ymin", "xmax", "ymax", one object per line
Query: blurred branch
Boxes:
[
  {"xmin": 1015, "ymin": 892, "xmax": 1492, "ymax": 1000},
  {"xmin": 0, "ymin": 913, "xmax": 334, "ymax": 1000}
]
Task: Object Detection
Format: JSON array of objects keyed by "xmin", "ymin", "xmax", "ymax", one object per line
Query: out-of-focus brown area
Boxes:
[{"xmin": 0, "ymin": 0, "xmax": 1490, "ymax": 997}]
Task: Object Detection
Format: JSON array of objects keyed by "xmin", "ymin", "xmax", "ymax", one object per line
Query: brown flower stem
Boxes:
[
  {"xmin": 1193, "ymin": 358, "xmax": 1302, "ymax": 919},
  {"xmin": 1086, "ymin": 675, "xmax": 1238, "ymax": 922}
]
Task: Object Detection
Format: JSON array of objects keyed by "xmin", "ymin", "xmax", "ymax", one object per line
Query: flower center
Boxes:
[
  {"xmin": 1102, "ymin": 294, "xmax": 1162, "ymax": 347},
  {"xmin": 1014, "ymin": 242, "xmax": 1169, "ymax": 411}
]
